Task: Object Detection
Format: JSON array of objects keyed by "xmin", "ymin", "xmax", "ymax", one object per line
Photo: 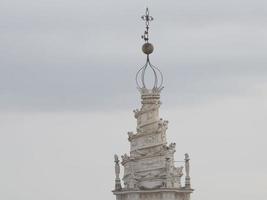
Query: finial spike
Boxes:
[{"xmin": 141, "ymin": 7, "xmax": 154, "ymax": 42}]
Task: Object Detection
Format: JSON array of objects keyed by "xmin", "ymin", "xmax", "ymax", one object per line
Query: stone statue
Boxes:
[
  {"xmin": 157, "ymin": 118, "xmax": 168, "ymax": 133},
  {"xmin": 121, "ymin": 153, "xmax": 130, "ymax": 163},
  {"xmin": 184, "ymin": 153, "xmax": 191, "ymax": 188},
  {"xmin": 125, "ymin": 162, "xmax": 138, "ymax": 189},
  {"xmin": 133, "ymin": 109, "xmax": 140, "ymax": 119},
  {"xmin": 169, "ymin": 143, "xmax": 176, "ymax": 151},
  {"xmin": 175, "ymin": 166, "xmax": 183, "ymax": 177},
  {"xmin": 173, "ymin": 166, "xmax": 183, "ymax": 188},
  {"xmin": 165, "ymin": 143, "xmax": 176, "ymax": 160},
  {"xmin": 184, "ymin": 153, "xmax": 190, "ymax": 177},
  {"xmin": 114, "ymin": 154, "xmax": 122, "ymax": 190},
  {"xmin": 127, "ymin": 132, "xmax": 134, "ymax": 141}
]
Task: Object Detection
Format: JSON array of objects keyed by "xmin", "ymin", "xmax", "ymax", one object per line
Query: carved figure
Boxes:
[
  {"xmin": 114, "ymin": 155, "xmax": 120, "ymax": 177},
  {"xmin": 163, "ymin": 120, "xmax": 169, "ymax": 129},
  {"xmin": 169, "ymin": 143, "xmax": 176, "ymax": 150},
  {"xmin": 121, "ymin": 153, "xmax": 130, "ymax": 163},
  {"xmin": 184, "ymin": 153, "xmax": 191, "ymax": 188},
  {"xmin": 166, "ymin": 158, "xmax": 171, "ymax": 173},
  {"xmin": 185, "ymin": 153, "xmax": 190, "ymax": 177},
  {"xmin": 126, "ymin": 163, "xmax": 138, "ymax": 189},
  {"xmin": 128, "ymin": 132, "xmax": 134, "ymax": 141},
  {"xmin": 157, "ymin": 118, "xmax": 164, "ymax": 130},
  {"xmin": 157, "ymin": 119, "xmax": 169, "ymax": 142},
  {"xmin": 114, "ymin": 154, "xmax": 122, "ymax": 190},
  {"xmin": 133, "ymin": 109, "xmax": 140, "ymax": 119},
  {"xmin": 174, "ymin": 166, "xmax": 183, "ymax": 177},
  {"xmin": 173, "ymin": 166, "xmax": 183, "ymax": 187},
  {"xmin": 164, "ymin": 143, "xmax": 176, "ymax": 160}
]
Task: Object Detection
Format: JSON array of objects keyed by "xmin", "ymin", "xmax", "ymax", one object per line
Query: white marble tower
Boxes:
[{"xmin": 113, "ymin": 8, "xmax": 194, "ymax": 200}]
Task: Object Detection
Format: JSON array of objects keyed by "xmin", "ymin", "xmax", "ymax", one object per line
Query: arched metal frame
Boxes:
[{"xmin": 136, "ymin": 55, "xmax": 163, "ymax": 91}]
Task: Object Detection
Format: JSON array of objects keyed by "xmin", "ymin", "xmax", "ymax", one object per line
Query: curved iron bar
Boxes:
[
  {"xmin": 147, "ymin": 59, "xmax": 158, "ymax": 89},
  {"xmin": 149, "ymin": 61, "xmax": 163, "ymax": 89},
  {"xmin": 135, "ymin": 61, "xmax": 148, "ymax": 89},
  {"xmin": 141, "ymin": 59, "xmax": 148, "ymax": 88}
]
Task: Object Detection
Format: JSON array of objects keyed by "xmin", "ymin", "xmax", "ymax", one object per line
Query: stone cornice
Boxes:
[{"xmin": 112, "ymin": 188, "xmax": 194, "ymax": 195}]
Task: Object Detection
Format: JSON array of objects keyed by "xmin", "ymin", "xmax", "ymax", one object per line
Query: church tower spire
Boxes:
[{"xmin": 113, "ymin": 8, "xmax": 194, "ymax": 200}]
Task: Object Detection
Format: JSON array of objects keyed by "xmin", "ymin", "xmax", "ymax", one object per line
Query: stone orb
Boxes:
[{"xmin": 142, "ymin": 43, "xmax": 154, "ymax": 55}]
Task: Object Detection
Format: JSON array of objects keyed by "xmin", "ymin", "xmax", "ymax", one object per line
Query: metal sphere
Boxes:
[{"xmin": 142, "ymin": 43, "xmax": 154, "ymax": 55}]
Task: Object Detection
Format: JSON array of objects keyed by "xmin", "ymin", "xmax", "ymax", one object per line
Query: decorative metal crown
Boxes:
[{"xmin": 136, "ymin": 8, "xmax": 164, "ymax": 93}]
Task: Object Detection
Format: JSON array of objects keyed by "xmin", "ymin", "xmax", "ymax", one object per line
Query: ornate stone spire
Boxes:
[
  {"xmin": 113, "ymin": 8, "xmax": 194, "ymax": 200},
  {"xmin": 136, "ymin": 8, "xmax": 163, "ymax": 94}
]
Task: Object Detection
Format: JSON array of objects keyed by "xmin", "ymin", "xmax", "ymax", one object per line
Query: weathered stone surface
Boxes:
[{"xmin": 113, "ymin": 90, "xmax": 193, "ymax": 200}]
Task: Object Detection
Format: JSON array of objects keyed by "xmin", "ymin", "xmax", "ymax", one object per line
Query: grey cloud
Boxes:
[{"xmin": 0, "ymin": 0, "xmax": 266, "ymax": 112}]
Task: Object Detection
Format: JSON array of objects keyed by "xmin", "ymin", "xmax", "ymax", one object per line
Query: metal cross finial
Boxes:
[{"xmin": 141, "ymin": 8, "xmax": 154, "ymax": 42}]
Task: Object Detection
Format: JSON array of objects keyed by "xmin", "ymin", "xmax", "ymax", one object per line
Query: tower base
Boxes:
[{"xmin": 113, "ymin": 188, "xmax": 193, "ymax": 200}]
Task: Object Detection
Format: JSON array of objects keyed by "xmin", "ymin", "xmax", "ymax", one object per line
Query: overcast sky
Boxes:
[{"xmin": 0, "ymin": 0, "xmax": 267, "ymax": 200}]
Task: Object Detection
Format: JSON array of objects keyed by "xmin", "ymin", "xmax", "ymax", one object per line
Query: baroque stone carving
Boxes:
[
  {"xmin": 157, "ymin": 118, "xmax": 168, "ymax": 133},
  {"xmin": 114, "ymin": 89, "xmax": 194, "ymax": 198},
  {"xmin": 113, "ymin": 8, "xmax": 193, "ymax": 200},
  {"xmin": 184, "ymin": 153, "xmax": 191, "ymax": 189},
  {"xmin": 128, "ymin": 132, "xmax": 134, "ymax": 141},
  {"xmin": 121, "ymin": 153, "xmax": 130, "ymax": 164},
  {"xmin": 114, "ymin": 154, "xmax": 122, "ymax": 190},
  {"xmin": 131, "ymin": 145, "xmax": 165, "ymax": 158},
  {"xmin": 173, "ymin": 166, "xmax": 183, "ymax": 188}
]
